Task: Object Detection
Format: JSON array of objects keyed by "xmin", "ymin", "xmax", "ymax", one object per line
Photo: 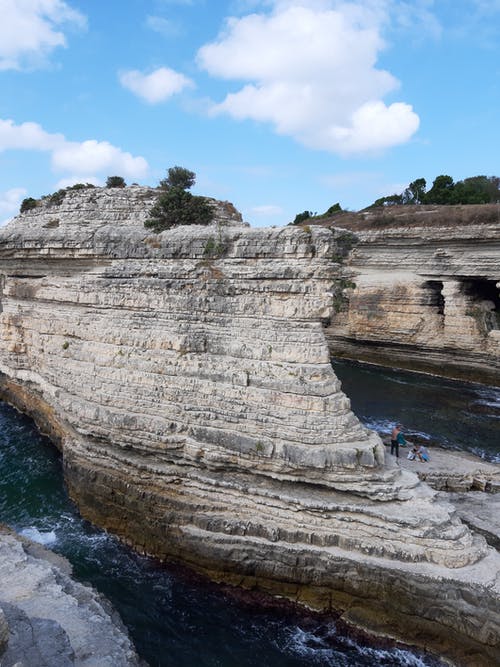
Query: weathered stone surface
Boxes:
[
  {"xmin": 394, "ymin": 446, "xmax": 500, "ymax": 492},
  {"xmin": 0, "ymin": 601, "xmax": 74, "ymax": 667},
  {"xmin": 0, "ymin": 605, "xmax": 8, "ymax": 655},
  {"xmin": 324, "ymin": 217, "xmax": 500, "ymax": 385},
  {"xmin": 0, "ymin": 527, "xmax": 141, "ymax": 666},
  {"xmin": 439, "ymin": 491, "xmax": 500, "ymax": 551},
  {"xmin": 0, "ymin": 188, "xmax": 499, "ymax": 665}
]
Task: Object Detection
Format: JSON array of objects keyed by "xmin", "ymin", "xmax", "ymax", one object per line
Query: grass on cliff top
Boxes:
[{"xmin": 304, "ymin": 203, "xmax": 500, "ymax": 232}]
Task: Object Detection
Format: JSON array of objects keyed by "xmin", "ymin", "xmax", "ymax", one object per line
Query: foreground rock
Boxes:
[
  {"xmin": 0, "ymin": 527, "xmax": 142, "ymax": 667},
  {"xmin": 0, "ymin": 187, "xmax": 498, "ymax": 666},
  {"xmin": 395, "ymin": 444, "xmax": 500, "ymax": 547},
  {"xmin": 396, "ymin": 446, "xmax": 500, "ymax": 493},
  {"xmin": 438, "ymin": 491, "xmax": 500, "ymax": 551}
]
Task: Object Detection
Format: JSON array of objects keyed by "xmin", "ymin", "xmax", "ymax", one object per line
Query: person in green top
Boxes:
[{"xmin": 390, "ymin": 423, "xmax": 408, "ymax": 458}]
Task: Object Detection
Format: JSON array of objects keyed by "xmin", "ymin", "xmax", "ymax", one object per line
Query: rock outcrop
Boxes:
[
  {"xmin": 0, "ymin": 188, "xmax": 499, "ymax": 666},
  {"xmin": 0, "ymin": 526, "xmax": 141, "ymax": 666},
  {"xmin": 397, "ymin": 447, "xmax": 500, "ymax": 493},
  {"xmin": 323, "ymin": 206, "xmax": 500, "ymax": 385}
]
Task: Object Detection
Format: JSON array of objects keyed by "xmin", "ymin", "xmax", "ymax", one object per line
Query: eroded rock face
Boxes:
[
  {"xmin": 0, "ymin": 526, "xmax": 141, "ymax": 667},
  {"xmin": 325, "ymin": 220, "xmax": 500, "ymax": 385},
  {"xmin": 0, "ymin": 188, "xmax": 499, "ymax": 665}
]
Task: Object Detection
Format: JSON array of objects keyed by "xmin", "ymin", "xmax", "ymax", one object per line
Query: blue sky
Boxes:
[{"xmin": 0, "ymin": 0, "xmax": 499, "ymax": 227}]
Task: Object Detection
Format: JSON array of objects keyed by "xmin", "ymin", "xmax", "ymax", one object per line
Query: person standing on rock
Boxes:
[{"xmin": 391, "ymin": 423, "xmax": 408, "ymax": 457}]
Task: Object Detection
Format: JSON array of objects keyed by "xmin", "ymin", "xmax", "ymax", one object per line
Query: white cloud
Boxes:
[
  {"xmin": 251, "ymin": 204, "xmax": 284, "ymax": 216},
  {"xmin": 52, "ymin": 140, "xmax": 148, "ymax": 177},
  {"xmin": 0, "ymin": 187, "xmax": 27, "ymax": 225},
  {"xmin": 0, "ymin": 0, "xmax": 86, "ymax": 71},
  {"xmin": 145, "ymin": 15, "xmax": 180, "ymax": 37},
  {"xmin": 0, "ymin": 118, "xmax": 65, "ymax": 151},
  {"xmin": 473, "ymin": 0, "xmax": 500, "ymax": 13},
  {"xmin": 0, "ymin": 118, "xmax": 149, "ymax": 180},
  {"xmin": 197, "ymin": 1, "xmax": 419, "ymax": 155},
  {"xmin": 119, "ymin": 67, "xmax": 194, "ymax": 104},
  {"xmin": 391, "ymin": 1, "xmax": 441, "ymax": 39}
]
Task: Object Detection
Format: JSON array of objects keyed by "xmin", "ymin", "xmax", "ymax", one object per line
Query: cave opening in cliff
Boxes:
[
  {"xmin": 462, "ymin": 278, "xmax": 500, "ymax": 331},
  {"xmin": 423, "ymin": 280, "xmax": 445, "ymax": 315}
]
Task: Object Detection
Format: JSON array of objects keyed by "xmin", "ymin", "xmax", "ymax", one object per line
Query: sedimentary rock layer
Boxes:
[
  {"xmin": 0, "ymin": 188, "xmax": 499, "ymax": 665},
  {"xmin": 325, "ymin": 217, "xmax": 500, "ymax": 385}
]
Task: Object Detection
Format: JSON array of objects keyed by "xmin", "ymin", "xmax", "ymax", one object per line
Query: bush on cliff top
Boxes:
[
  {"xmin": 19, "ymin": 183, "xmax": 97, "ymax": 214},
  {"xmin": 106, "ymin": 175, "xmax": 126, "ymax": 188},
  {"xmin": 20, "ymin": 197, "xmax": 38, "ymax": 213},
  {"xmin": 290, "ymin": 203, "xmax": 343, "ymax": 226},
  {"xmin": 159, "ymin": 166, "xmax": 195, "ymax": 190},
  {"xmin": 145, "ymin": 166, "xmax": 214, "ymax": 232}
]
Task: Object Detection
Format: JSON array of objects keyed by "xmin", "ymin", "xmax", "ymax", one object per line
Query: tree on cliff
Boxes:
[
  {"xmin": 106, "ymin": 176, "xmax": 126, "ymax": 188},
  {"xmin": 425, "ymin": 174, "xmax": 455, "ymax": 204},
  {"xmin": 452, "ymin": 175, "xmax": 500, "ymax": 204},
  {"xmin": 403, "ymin": 178, "xmax": 427, "ymax": 204},
  {"xmin": 370, "ymin": 173, "xmax": 500, "ymax": 207},
  {"xmin": 291, "ymin": 210, "xmax": 313, "ymax": 225},
  {"xmin": 290, "ymin": 203, "xmax": 343, "ymax": 225},
  {"xmin": 20, "ymin": 197, "xmax": 38, "ymax": 213},
  {"xmin": 145, "ymin": 166, "xmax": 214, "ymax": 232},
  {"xmin": 160, "ymin": 166, "xmax": 196, "ymax": 190}
]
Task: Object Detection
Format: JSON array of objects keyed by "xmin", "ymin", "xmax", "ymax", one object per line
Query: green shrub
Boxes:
[
  {"xmin": 67, "ymin": 182, "xmax": 95, "ymax": 191},
  {"xmin": 291, "ymin": 210, "xmax": 313, "ymax": 225},
  {"xmin": 324, "ymin": 203, "xmax": 342, "ymax": 216},
  {"xmin": 145, "ymin": 188, "xmax": 214, "ymax": 232},
  {"xmin": 146, "ymin": 166, "xmax": 214, "ymax": 232},
  {"xmin": 159, "ymin": 166, "xmax": 195, "ymax": 190},
  {"xmin": 47, "ymin": 189, "xmax": 67, "ymax": 206},
  {"xmin": 20, "ymin": 197, "xmax": 38, "ymax": 213},
  {"xmin": 203, "ymin": 229, "xmax": 228, "ymax": 258},
  {"xmin": 106, "ymin": 176, "xmax": 126, "ymax": 188}
]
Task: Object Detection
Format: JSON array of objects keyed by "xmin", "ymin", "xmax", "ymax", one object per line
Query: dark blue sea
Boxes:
[{"xmin": 332, "ymin": 359, "xmax": 500, "ymax": 462}]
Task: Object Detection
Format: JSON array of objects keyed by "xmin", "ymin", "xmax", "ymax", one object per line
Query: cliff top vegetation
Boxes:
[
  {"xmin": 301, "ymin": 203, "xmax": 500, "ymax": 232},
  {"xmin": 290, "ymin": 173, "xmax": 500, "ymax": 230},
  {"xmin": 144, "ymin": 166, "xmax": 215, "ymax": 232},
  {"xmin": 18, "ymin": 166, "xmax": 216, "ymax": 232}
]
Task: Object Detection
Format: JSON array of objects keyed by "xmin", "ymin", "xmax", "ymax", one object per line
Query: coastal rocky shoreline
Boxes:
[
  {"xmin": 1, "ymin": 445, "xmax": 497, "ymax": 666},
  {"xmin": 0, "ymin": 187, "xmax": 498, "ymax": 666},
  {"xmin": 0, "ymin": 525, "xmax": 143, "ymax": 667}
]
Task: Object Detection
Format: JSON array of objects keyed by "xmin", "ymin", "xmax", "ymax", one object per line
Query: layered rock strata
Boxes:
[
  {"xmin": 397, "ymin": 447, "xmax": 500, "ymax": 493},
  {"xmin": 0, "ymin": 188, "xmax": 499, "ymax": 665},
  {"xmin": 324, "ymin": 216, "xmax": 500, "ymax": 385},
  {"xmin": 0, "ymin": 526, "xmax": 141, "ymax": 666}
]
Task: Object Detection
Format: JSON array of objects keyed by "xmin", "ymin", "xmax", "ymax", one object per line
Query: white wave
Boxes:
[
  {"xmin": 361, "ymin": 419, "xmax": 434, "ymax": 443},
  {"xmin": 360, "ymin": 418, "xmax": 394, "ymax": 433},
  {"xmin": 20, "ymin": 526, "xmax": 57, "ymax": 546},
  {"xmin": 283, "ymin": 626, "xmax": 436, "ymax": 666},
  {"xmin": 343, "ymin": 633, "xmax": 435, "ymax": 666},
  {"xmin": 470, "ymin": 447, "xmax": 500, "ymax": 463},
  {"xmin": 474, "ymin": 387, "xmax": 500, "ymax": 406}
]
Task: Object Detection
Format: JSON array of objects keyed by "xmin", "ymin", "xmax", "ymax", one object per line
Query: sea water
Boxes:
[
  {"xmin": 3, "ymin": 360, "xmax": 492, "ymax": 666},
  {"xmin": 332, "ymin": 359, "xmax": 500, "ymax": 461}
]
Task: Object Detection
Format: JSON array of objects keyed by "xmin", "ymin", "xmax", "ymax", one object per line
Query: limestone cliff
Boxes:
[
  {"xmin": 322, "ymin": 205, "xmax": 500, "ymax": 385},
  {"xmin": 0, "ymin": 188, "xmax": 498, "ymax": 666}
]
